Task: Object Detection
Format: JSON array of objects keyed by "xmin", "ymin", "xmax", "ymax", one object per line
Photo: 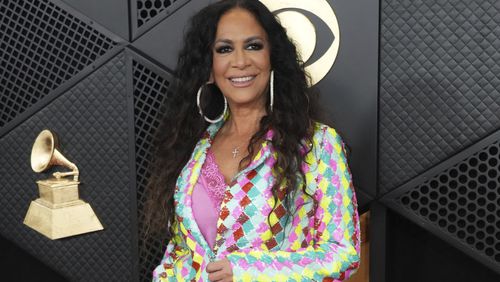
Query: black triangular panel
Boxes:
[{"xmin": 0, "ymin": 51, "xmax": 137, "ymax": 281}]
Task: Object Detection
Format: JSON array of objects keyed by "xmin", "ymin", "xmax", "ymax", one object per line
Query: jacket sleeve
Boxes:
[
  {"xmin": 152, "ymin": 223, "xmax": 190, "ymax": 281},
  {"xmin": 225, "ymin": 126, "xmax": 361, "ymax": 281}
]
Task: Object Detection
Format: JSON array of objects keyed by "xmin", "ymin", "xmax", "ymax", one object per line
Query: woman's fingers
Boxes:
[
  {"xmin": 206, "ymin": 258, "xmax": 233, "ymax": 281},
  {"xmin": 207, "ymin": 269, "xmax": 224, "ymax": 281},
  {"xmin": 206, "ymin": 260, "xmax": 224, "ymax": 273}
]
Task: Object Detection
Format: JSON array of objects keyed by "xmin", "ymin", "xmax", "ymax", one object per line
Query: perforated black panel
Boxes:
[
  {"xmin": 397, "ymin": 138, "xmax": 500, "ymax": 266},
  {"xmin": 0, "ymin": 52, "xmax": 135, "ymax": 281},
  {"xmin": 0, "ymin": 0, "xmax": 116, "ymax": 128},
  {"xmin": 379, "ymin": 0, "xmax": 500, "ymax": 193},
  {"xmin": 132, "ymin": 59, "xmax": 171, "ymax": 282},
  {"xmin": 136, "ymin": 0, "xmax": 184, "ymax": 27}
]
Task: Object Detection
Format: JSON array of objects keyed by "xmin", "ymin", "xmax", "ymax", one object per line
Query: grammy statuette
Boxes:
[{"xmin": 23, "ymin": 129, "xmax": 103, "ymax": 239}]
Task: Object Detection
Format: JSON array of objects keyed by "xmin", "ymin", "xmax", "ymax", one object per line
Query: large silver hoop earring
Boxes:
[
  {"xmin": 270, "ymin": 70, "xmax": 274, "ymax": 112},
  {"xmin": 196, "ymin": 83, "xmax": 227, "ymax": 123}
]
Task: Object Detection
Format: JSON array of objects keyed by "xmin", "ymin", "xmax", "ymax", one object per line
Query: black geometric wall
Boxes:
[
  {"xmin": 131, "ymin": 55, "xmax": 172, "ymax": 280},
  {"xmin": 2, "ymin": 0, "xmax": 500, "ymax": 281},
  {"xmin": 383, "ymin": 130, "xmax": 500, "ymax": 273},
  {"xmin": 379, "ymin": 0, "xmax": 500, "ymax": 193},
  {"xmin": 0, "ymin": 0, "xmax": 117, "ymax": 128},
  {"xmin": 380, "ymin": 0, "xmax": 500, "ymax": 278},
  {"xmin": 135, "ymin": 0, "xmax": 186, "ymax": 28},
  {"xmin": 0, "ymin": 51, "xmax": 135, "ymax": 281},
  {"xmin": 131, "ymin": 0, "xmax": 190, "ymax": 39}
]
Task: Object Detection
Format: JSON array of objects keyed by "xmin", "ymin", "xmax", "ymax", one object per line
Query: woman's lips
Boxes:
[{"xmin": 229, "ymin": 75, "xmax": 256, "ymax": 87}]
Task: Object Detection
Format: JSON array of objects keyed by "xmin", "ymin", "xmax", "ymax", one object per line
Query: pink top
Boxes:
[{"xmin": 191, "ymin": 150, "xmax": 227, "ymax": 249}]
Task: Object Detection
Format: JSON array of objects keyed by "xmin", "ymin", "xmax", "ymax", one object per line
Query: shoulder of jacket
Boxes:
[{"xmin": 312, "ymin": 122, "xmax": 340, "ymax": 144}]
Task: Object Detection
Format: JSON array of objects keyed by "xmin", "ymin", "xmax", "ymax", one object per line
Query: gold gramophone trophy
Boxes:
[{"xmin": 23, "ymin": 129, "xmax": 103, "ymax": 239}]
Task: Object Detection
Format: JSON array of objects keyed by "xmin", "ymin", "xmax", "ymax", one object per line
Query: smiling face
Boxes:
[{"xmin": 212, "ymin": 8, "xmax": 271, "ymax": 111}]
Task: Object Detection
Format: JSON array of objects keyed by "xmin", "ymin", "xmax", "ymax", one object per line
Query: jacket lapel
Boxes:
[
  {"xmin": 174, "ymin": 121, "xmax": 276, "ymax": 257},
  {"xmin": 213, "ymin": 129, "xmax": 276, "ymax": 254},
  {"xmin": 174, "ymin": 122, "xmax": 224, "ymax": 256}
]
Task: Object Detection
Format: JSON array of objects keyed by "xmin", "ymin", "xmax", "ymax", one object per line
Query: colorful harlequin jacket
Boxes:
[{"xmin": 153, "ymin": 121, "xmax": 360, "ymax": 281}]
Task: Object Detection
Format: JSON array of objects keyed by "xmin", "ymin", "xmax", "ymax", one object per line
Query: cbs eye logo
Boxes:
[{"xmin": 260, "ymin": 0, "xmax": 340, "ymax": 86}]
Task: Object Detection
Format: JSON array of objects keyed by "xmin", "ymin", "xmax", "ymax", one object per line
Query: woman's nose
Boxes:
[{"xmin": 232, "ymin": 49, "xmax": 250, "ymax": 69}]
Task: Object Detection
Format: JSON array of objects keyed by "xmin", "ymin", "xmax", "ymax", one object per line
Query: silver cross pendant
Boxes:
[{"xmin": 231, "ymin": 147, "xmax": 239, "ymax": 158}]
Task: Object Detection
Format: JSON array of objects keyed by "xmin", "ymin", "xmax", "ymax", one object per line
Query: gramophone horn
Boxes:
[{"xmin": 30, "ymin": 130, "xmax": 77, "ymax": 173}]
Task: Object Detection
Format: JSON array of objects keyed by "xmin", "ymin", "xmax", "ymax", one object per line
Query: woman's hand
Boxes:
[{"xmin": 206, "ymin": 258, "xmax": 233, "ymax": 282}]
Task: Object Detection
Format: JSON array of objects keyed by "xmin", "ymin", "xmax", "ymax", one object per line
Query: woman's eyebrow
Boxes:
[
  {"xmin": 214, "ymin": 36, "xmax": 264, "ymax": 44},
  {"xmin": 214, "ymin": 38, "xmax": 233, "ymax": 44},
  {"xmin": 244, "ymin": 36, "xmax": 264, "ymax": 43}
]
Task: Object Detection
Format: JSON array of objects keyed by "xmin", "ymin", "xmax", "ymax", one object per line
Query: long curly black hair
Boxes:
[{"xmin": 144, "ymin": 0, "xmax": 321, "ymax": 243}]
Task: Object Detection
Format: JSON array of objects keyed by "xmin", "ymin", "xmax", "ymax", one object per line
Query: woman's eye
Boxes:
[
  {"xmin": 247, "ymin": 43, "xmax": 263, "ymax": 50},
  {"xmin": 215, "ymin": 46, "xmax": 232, "ymax": 54}
]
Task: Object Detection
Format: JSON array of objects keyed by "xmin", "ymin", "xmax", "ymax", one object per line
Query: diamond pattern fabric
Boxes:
[
  {"xmin": 153, "ymin": 121, "xmax": 360, "ymax": 281},
  {"xmin": 379, "ymin": 0, "xmax": 500, "ymax": 193}
]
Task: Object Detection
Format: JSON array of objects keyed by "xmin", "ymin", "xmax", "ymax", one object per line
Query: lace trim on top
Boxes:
[{"xmin": 201, "ymin": 149, "xmax": 227, "ymax": 211}]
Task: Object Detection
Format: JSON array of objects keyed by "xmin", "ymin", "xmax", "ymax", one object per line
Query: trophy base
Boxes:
[{"xmin": 24, "ymin": 199, "xmax": 104, "ymax": 240}]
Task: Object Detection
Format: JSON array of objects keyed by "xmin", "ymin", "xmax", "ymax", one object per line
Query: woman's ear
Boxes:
[{"xmin": 208, "ymin": 72, "xmax": 214, "ymax": 84}]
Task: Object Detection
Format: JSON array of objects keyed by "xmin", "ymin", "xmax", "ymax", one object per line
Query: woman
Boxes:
[{"xmin": 145, "ymin": 0, "xmax": 360, "ymax": 281}]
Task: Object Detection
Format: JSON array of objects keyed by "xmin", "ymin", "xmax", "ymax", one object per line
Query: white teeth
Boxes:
[{"xmin": 231, "ymin": 76, "xmax": 254, "ymax": 83}]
